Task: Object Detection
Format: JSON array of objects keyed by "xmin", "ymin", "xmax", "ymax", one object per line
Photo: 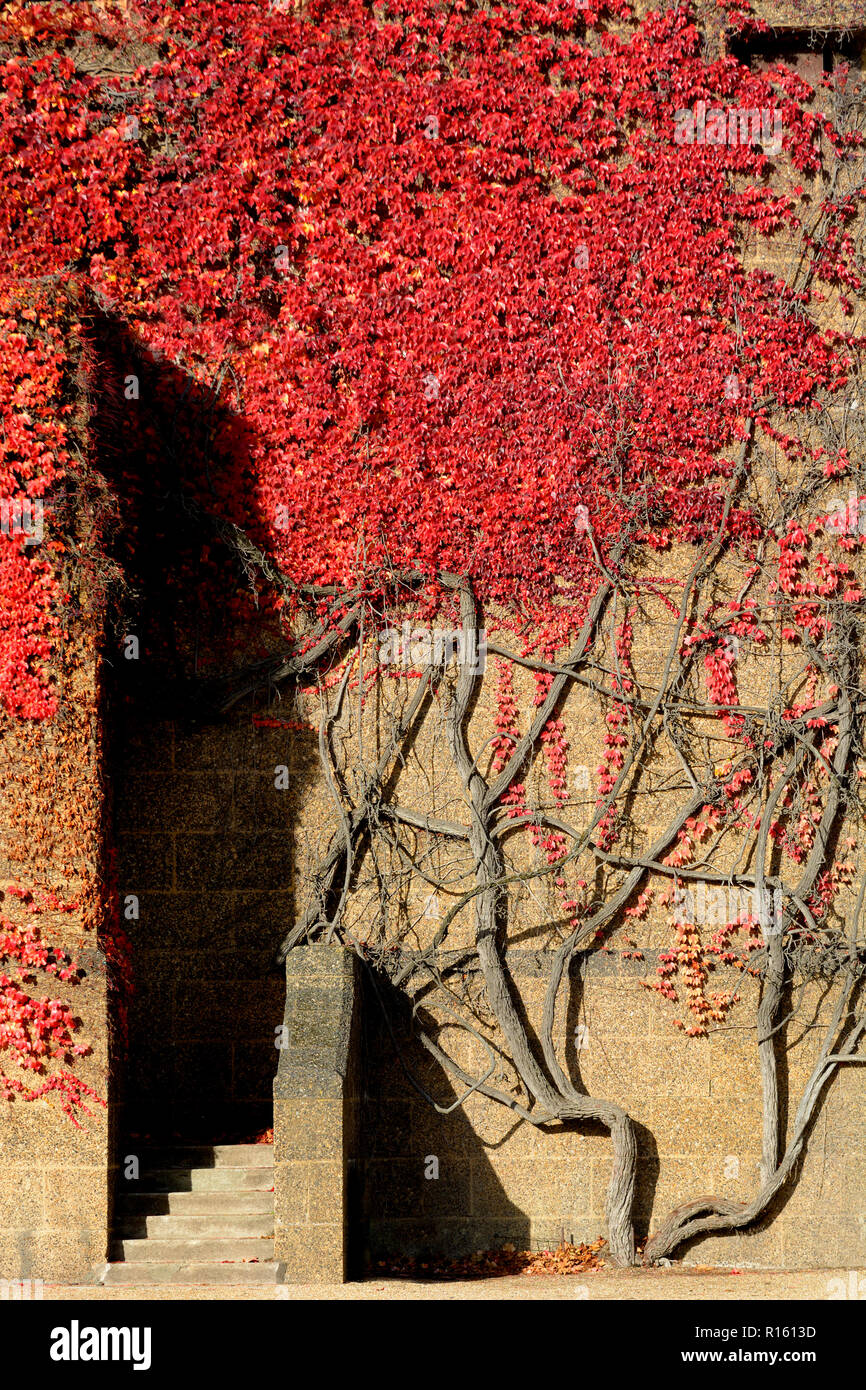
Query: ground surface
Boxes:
[{"xmin": 41, "ymin": 1268, "xmax": 847, "ymax": 1300}]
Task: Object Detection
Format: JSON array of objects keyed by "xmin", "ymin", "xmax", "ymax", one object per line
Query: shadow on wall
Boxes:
[
  {"xmin": 359, "ymin": 971, "xmax": 533, "ymax": 1265},
  {"xmin": 82, "ymin": 308, "xmax": 322, "ymax": 1142},
  {"xmin": 114, "ymin": 704, "xmax": 319, "ymax": 1141},
  {"xmin": 357, "ymin": 962, "xmax": 672, "ymax": 1267}
]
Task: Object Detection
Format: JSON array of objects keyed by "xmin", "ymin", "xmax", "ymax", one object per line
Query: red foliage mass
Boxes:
[
  {"xmin": 1, "ymin": 0, "xmax": 860, "ymax": 664},
  {"xmin": 0, "ymin": 0, "xmax": 862, "ymax": 1110}
]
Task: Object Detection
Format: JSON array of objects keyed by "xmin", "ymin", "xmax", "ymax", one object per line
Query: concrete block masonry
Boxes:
[{"xmin": 273, "ymin": 946, "xmax": 362, "ymax": 1282}]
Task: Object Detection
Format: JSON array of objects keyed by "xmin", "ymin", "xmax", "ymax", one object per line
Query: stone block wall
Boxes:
[
  {"xmin": 1, "ymin": 0, "xmax": 864, "ymax": 1289},
  {"xmin": 748, "ymin": 1, "xmax": 866, "ymax": 27},
  {"xmin": 114, "ymin": 705, "xmax": 316, "ymax": 1140},
  {"xmin": 276, "ymin": 571, "xmax": 864, "ymax": 1272},
  {"xmin": 273, "ymin": 945, "xmax": 361, "ymax": 1281},
  {"xmin": 0, "ymin": 641, "xmax": 113, "ymax": 1283},
  {"xmin": 271, "ymin": 564, "xmax": 866, "ymax": 1276},
  {"xmin": 0, "ymin": 1057, "xmax": 111, "ymax": 1284},
  {"xmin": 359, "ymin": 950, "xmax": 866, "ymax": 1269}
]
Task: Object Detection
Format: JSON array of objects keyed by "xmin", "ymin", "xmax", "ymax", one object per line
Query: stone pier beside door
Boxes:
[{"xmin": 273, "ymin": 945, "xmax": 361, "ymax": 1282}]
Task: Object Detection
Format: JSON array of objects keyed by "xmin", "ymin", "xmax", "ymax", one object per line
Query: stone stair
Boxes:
[{"xmin": 103, "ymin": 1144, "xmax": 282, "ymax": 1285}]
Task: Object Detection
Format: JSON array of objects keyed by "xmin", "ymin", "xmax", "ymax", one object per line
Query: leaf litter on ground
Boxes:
[{"xmin": 376, "ymin": 1237, "xmax": 607, "ymax": 1280}]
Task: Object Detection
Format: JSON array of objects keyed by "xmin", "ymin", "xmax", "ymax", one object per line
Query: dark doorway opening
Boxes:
[{"xmin": 87, "ymin": 312, "xmax": 294, "ymax": 1149}]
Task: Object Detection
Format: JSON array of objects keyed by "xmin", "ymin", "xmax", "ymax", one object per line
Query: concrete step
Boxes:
[
  {"xmin": 123, "ymin": 1167, "xmax": 273, "ymax": 1193},
  {"xmin": 119, "ymin": 1189, "xmax": 274, "ymax": 1216},
  {"xmin": 126, "ymin": 1144, "xmax": 274, "ymax": 1170},
  {"xmin": 118, "ymin": 1212, "xmax": 274, "ymax": 1240},
  {"xmin": 102, "ymin": 1261, "xmax": 283, "ymax": 1286},
  {"xmin": 116, "ymin": 1237, "xmax": 275, "ymax": 1263}
]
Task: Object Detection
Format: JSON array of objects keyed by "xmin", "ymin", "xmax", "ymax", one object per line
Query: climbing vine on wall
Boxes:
[
  {"xmin": 1, "ymin": 0, "xmax": 865, "ymax": 1254},
  {"xmin": 0, "ymin": 889, "xmax": 104, "ymax": 1123},
  {"xmin": 0, "ymin": 283, "xmax": 120, "ymax": 1121}
]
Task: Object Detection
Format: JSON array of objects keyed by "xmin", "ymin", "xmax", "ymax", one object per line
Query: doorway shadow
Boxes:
[
  {"xmin": 358, "ymin": 970, "xmax": 532, "ymax": 1270},
  {"xmin": 83, "ymin": 309, "xmax": 322, "ymax": 1145}
]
